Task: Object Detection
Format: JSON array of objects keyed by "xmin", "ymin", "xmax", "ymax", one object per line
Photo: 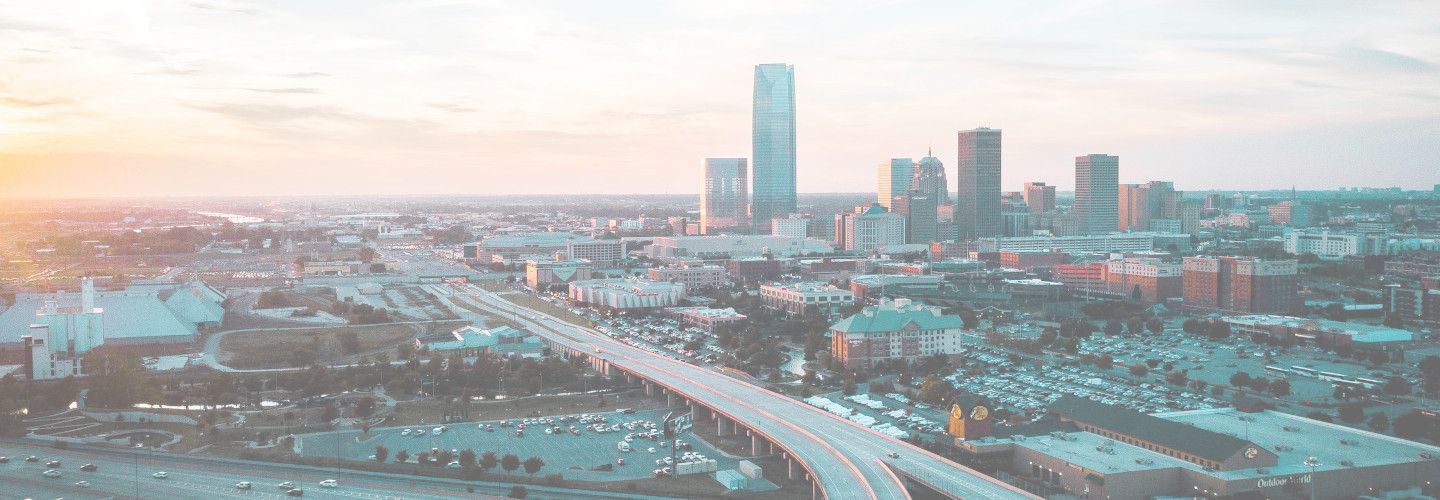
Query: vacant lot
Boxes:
[
  {"xmin": 219, "ymin": 320, "xmax": 467, "ymax": 369},
  {"xmin": 505, "ymin": 293, "xmax": 591, "ymax": 326}
]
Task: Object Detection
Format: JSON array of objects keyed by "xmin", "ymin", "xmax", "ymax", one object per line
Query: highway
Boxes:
[
  {"xmin": 0, "ymin": 440, "xmax": 675, "ymax": 500},
  {"xmin": 456, "ymin": 285, "xmax": 1036, "ymax": 500}
]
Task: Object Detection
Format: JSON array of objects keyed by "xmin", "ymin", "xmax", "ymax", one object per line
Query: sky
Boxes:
[{"xmin": 0, "ymin": 0, "xmax": 1437, "ymax": 198}]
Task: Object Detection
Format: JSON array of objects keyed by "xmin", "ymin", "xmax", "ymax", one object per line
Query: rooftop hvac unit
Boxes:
[{"xmin": 1339, "ymin": 460, "xmax": 1354, "ymax": 467}]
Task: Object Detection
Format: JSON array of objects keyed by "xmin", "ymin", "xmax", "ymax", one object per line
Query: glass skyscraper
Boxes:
[
  {"xmin": 701, "ymin": 158, "xmax": 748, "ymax": 234},
  {"xmin": 751, "ymin": 63, "xmax": 796, "ymax": 231},
  {"xmin": 1075, "ymin": 154, "xmax": 1120, "ymax": 235}
]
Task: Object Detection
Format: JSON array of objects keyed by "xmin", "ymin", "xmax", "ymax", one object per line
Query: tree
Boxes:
[
  {"xmin": 1367, "ymin": 412, "xmax": 1389, "ymax": 432},
  {"xmin": 1339, "ymin": 403, "xmax": 1365, "ymax": 423},
  {"xmin": 1129, "ymin": 364, "xmax": 1149, "ymax": 376},
  {"xmin": 359, "ymin": 246, "xmax": 378, "ymax": 263},
  {"xmin": 480, "ymin": 451, "xmax": 498, "ymax": 472},
  {"xmin": 1306, "ymin": 411, "xmax": 1333, "ymax": 423},
  {"xmin": 1393, "ymin": 413, "xmax": 1427, "ymax": 439},
  {"xmin": 374, "ymin": 445, "xmax": 388, "ymax": 463},
  {"xmin": 522, "ymin": 456, "xmax": 546, "ymax": 476},
  {"xmin": 395, "ymin": 449, "xmax": 410, "ymax": 463},
  {"xmin": 1182, "ymin": 318, "xmax": 1200, "ymax": 334},
  {"xmin": 1269, "ymin": 379, "xmax": 1291, "ymax": 397},
  {"xmin": 417, "ymin": 452, "xmax": 430, "ymax": 465},
  {"xmin": 501, "ymin": 453, "xmax": 520, "ymax": 474},
  {"xmin": 355, "ymin": 396, "xmax": 376, "ymax": 417},
  {"xmin": 1146, "ymin": 317, "xmax": 1164, "ymax": 335},
  {"xmin": 1104, "ymin": 319, "xmax": 1123, "ymax": 336},
  {"xmin": 1165, "ymin": 370, "xmax": 1188, "ymax": 386},
  {"xmin": 459, "ymin": 449, "xmax": 477, "ymax": 469},
  {"xmin": 1383, "ymin": 376, "xmax": 1412, "ymax": 396},
  {"xmin": 1096, "ymin": 354, "xmax": 1113, "ymax": 370},
  {"xmin": 1229, "ymin": 372, "xmax": 1252, "ymax": 388},
  {"xmin": 917, "ymin": 375, "xmax": 950, "ymax": 405},
  {"xmin": 320, "ymin": 401, "xmax": 339, "ymax": 421},
  {"xmin": 1421, "ymin": 355, "xmax": 1440, "ymax": 395},
  {"xmin": 1369, "ymin": 350, "xmax": 1389, "ymax": 366},
  {"xmin": 507, "ymin": 485, "xmax": 528, "ymax": 499}
]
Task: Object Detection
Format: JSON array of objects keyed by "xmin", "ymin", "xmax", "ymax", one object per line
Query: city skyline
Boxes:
[{"xmin": 1, "ymin": 1, "xmax": 1438, "ymax": 198}]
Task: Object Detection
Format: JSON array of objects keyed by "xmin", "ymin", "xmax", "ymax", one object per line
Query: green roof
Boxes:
[
  {"xmin": 830, "ymin": 302, "xmax": 963, "ymax": 333},
  {"xmin": 1049, "ymin": 395, "xmax": 1253, "ymax": 462}
]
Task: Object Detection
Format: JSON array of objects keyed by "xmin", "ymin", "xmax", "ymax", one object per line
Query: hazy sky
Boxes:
[{"xmin": 1, "ymin": 0, "xmax": 1437, "ymax": 198}]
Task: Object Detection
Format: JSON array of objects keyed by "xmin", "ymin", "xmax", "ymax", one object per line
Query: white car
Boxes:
[
  {"xmin": 153, "ymin": 471, "xmax": 169, "ymax": 479},
  {"xmin": 42, "ymin": 469, "xmax": 62, "ymax": 478},
  {"xmin": 319, "ymin": 479, "xmax": 338, "ymax": 488},
  {"xmin": 413, "ymin": 429, "xmax": 426, "ymax": 436},
  {"xmin": 446, "ymin": 461, "xmax": 462, "ymax": 469},
  {"xmin": 235, "ymin": 481, "xmax": 253, "ymax": 490},
  {"xmin": 400, "ymin": 429, "xmax": 412, "ymax": 436},
  {"xmin": 75, "ymin": 480, "xmax": 92, "ymax": 488}
]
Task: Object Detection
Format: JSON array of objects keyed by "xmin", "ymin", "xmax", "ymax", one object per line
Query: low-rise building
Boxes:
[
  {"xmin": 568, "ymin": 278, "xmax": 686, "ymax": 310},
  {"xmin": 727, "ymin": 257, "xmax": 784, "ymax": 283},
  {"xmin": 1102, "ymin": 258, "xmax": 1182, "ymax": 303},
  {"xmin": 525, "ymin": 258, "xmax": 594, "ymax": 289},
  {"xmin": 416, "ymin": 325, "xmax": 545, "ymax": 358},
  {"xmin": 760, "ymin": 282, "xmax": 855, "ymax": 317},
  {"xmin": 798, "ymin": 258, "xmax": 868, "ymax": 282},
  {"xmin": 647, "ymin": 265, "xmax": 729, "ymax": 290},
  {"xmin": 998, "ymin": 251, "xmax": 1067, "ymax": 271},
  {"xmin": 670, "ymin": 307, "xmax": 747, "ymax": 332},
  {"xmin": 1222, "ymin": 314, "xmax": 1413, "ymax": 357},
  {"xmin": 850, "ymin": 274, "xmax": 943, "ymax": 302},
  {"xmin": 830, "ymin": 298, "xmax": 966, "ymax": 370}
]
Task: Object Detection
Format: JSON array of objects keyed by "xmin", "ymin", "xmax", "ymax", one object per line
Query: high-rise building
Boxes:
[
  {"xmin": 1182, "ymin": 256, "xmax": 1299, "ymax": 314},
  {"xmin": 956, "ymin": 127, "xmax": 1002, "ymax": 239},
  {"xmin": 1119, "ymin": 181, "xmax": 1176, "ymax": 232},
  {"xmin": 1023, "ymin": 182, "xmax": 1056, "ymax": 213},
  {"xmin": 700, "ymin": 158, "xmax": 748, "ymax": 234},
  {"xmin": 751, "ymin": 63, "xmax": 797, "ymax": 231},
  {"xmin": 1075, "ymin": 154, "xmax": 1120, "ymax": 235},
  {"xmin": 877, "ymin": 158, "xmax": 916, "ymax": 210},
  {"xmin": 913, "ymin": 150, "xmax": 948, "ymax": 205},
  {"xmin": 892, "ymin": 191, "xmax": 938, "ymax": 244}
]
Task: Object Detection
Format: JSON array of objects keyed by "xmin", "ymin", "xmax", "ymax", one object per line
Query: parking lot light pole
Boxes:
[{"xmin": 1303, "ymin": 456, "xmax": 1321, "ymax": 500}]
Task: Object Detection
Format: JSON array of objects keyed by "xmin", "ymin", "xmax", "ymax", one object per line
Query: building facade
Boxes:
[
  {"xmin": 752, "ymin": 63, "xmax": 797, "ymax": 230},
  {"xmin": 956, "ymin": 127, "xmax": 1002, "ymax": 239},
  {"xmin": 1182, "ymin": 256, "xmax": 1299, "ymax": 314},
  {"xmin": 877, "ymin": 158, "xmax": 915, "ymax": 210},
  {"xmin": 1022, "ymin": 181, "xmax": 1056, "ymax": 213},
  {"xmin": 1075, "ymin": 154, "xmax": 1120, "ymax": 235},
  {"xmin": 1102, "ymin": 258, "xmax": 1183, "ymax": 303},
  {"xmin": 842, "ymin": 204, "xmax": 907, "ymax": 254},
  {"xmin": 760, "ymin": 282, "xmax": 855, "ymax": 317},
  {"xmin": 701, "ymin": 158, "xmax": 749, "ymax": 234},
  {"xmin": 568, "ymin": 278, "xmax": 686, "ymax": 310},
  {"xmin": 647, "ymin": 265, "xmax": 729, "ymax": 290},
  {"xmin": 912, "ymin": 152, "xmax": 948, "ymax": 205},
  {"xmin": 525, "ymin": 258, "xmax": 594, "ymax": 289},
  {"xmin": 891, "ymin": 191, "xmax": 939, "ymax": 245},
  {"xmin": 830, "ymin": 299, "xmax": 966, "ymax": 370}
]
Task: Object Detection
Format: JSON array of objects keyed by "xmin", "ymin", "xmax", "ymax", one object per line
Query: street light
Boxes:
[{"xmin": 1303, "ymin": 455, "xmax": 1321, "ymax": 500}]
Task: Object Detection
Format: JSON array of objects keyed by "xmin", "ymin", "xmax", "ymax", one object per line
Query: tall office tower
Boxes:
[
  {"xmin": 912, "ymin": 150, "xmax": 948, "ymax": 205},
  {"xmin": 1074, "ymin": 154, "xmax": 1120, "ymax": 235},
  {"xmin": 751, "ymin": 63, "xmax": 797, "ymax": 231},
  {"xmin": 892, "ymin": 191, "xmax": 938, "ymax": 244},
  {"xmin": 1120, "ymin": 181, "xmax": 1179, "ymax": 232},
  {"xmin": 956, "ymin": 127, "xmax": 1002, "ymax": 239},
  {"xmin": 700, "ymin": 158, "xmax": 749, "ymax": 234},
  {"xmin": 1179, "ymin": 198, "xmax": 1203, "ymax": 235},
  {"xmin": 1023, "ymin": 182, "xmax": 1056, "ymax": 213},
  {"xmin": 877, "ymin": 158, "xmax": 916, "ymax": 209}
]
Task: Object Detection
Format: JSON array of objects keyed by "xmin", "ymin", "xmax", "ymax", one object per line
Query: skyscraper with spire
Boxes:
[
  {"xmin": 912, "ymin": 148, "xmax": 948, "ymax": 205},
  {"xmin": 751, "ymin": 63, "xmax": 796, "ymax": 231}
]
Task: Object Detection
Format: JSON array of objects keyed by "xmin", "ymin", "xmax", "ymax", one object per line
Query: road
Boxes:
[
  {"xmin": 0, "ymin": 440, "xmax": 675, "ymax": 500},
  {"xmin": 455, "ymin": 285, "xmax": 1035, "ymax": 500}
]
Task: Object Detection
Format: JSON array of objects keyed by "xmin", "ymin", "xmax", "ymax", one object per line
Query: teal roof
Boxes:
[
  {"xmin": 861, "ymin": 203, "xmax": 889, "ymax": 216},
  {"xmin": 163, "ymin": 284, "xmax": 225, "ymax": 325},
  {"xmin": 830, "ymin": 302, "xmax": 963, "ymax": 333}
]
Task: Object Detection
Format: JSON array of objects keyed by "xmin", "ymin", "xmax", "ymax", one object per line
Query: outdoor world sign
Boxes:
[{"xmin": 1256, "ymin": 474, "xmax": 1312, "ymax": 488}]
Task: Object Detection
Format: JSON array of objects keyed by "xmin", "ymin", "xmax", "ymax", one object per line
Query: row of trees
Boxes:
[{"xmin": 373, "ymin": 445, "xmax": 546, "ymax": 476}]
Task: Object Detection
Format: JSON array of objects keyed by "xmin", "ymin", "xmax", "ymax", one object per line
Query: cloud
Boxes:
[
  {"xmin": 284, "ymin": 72, "xmax": 330, "ymax": 78},
  {"xmin": 185, "ymin": 0, "xmax": 270, "ymax": 17},
  {"xmin": 245, "ymin": 87, "xmax": 320, "ymax": 94},
  {"xmin": 0, "ymin": 96, "xmax": 69, "ymax": 107},
  {"xmin": 427, "ymin": 102, "xmax": 476, "ymax": 113}
]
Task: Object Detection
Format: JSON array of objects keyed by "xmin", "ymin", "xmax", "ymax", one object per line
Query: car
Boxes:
[
  {"xmin": 287, "ymin": 488, "xmax": 305, "ymax": 496},
  {"xmin": 400, "ymin": 429, "xmax": 412, "ymax": 436},
  {"xmin": 235, "ymin": 481, "xmax": 252, "ymax": 490},
  {"xmin": 278, "ymin": 481, "xmax": 296, "ymax": 490},
  {"xmin": 413, "ymin": 429, "xmax": 426, "ymax": 436},
  {"xmin": 153, "ymin": 471, "xmax": 169, "ymax": 479},
  {"xmin": 80, "ymin": 464, "xmax": 97, "ymax": 472},
  {"xmin": 319, "ymin": 479, "xmax": 338, "ymax": 488},
  {"xmin": 886, "ymin": 451, "xmax": 900, "ymax": 459},
  {"xmin": 43, "ymin": 469, "xmax": 62, "ymax": 478},
  {"xmin": 616, "ymin": 458, "xmax": 625, "ymax": 466},
  {"xmin": 446, "ymin": 461, "xmax": 462, "ymax": 469},
  {"xmin": 46, "ymin": 460, "xmax": 61, "ymax": 468},
  {"xmin": 0, "ymin": 456, "xmax": 8, "ymax": 463},
  {"xmin": 75, "ymin": 480, "xmax": 92, "ymax": 488},
  {"xmin": 24, "ymin": 456, "xmax": 38, "ymax": 462}
]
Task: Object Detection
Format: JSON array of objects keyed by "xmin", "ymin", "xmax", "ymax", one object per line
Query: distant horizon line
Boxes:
[{"xmin": 3, "ymin": 187, "xmax": 1436, "ymax": 203}]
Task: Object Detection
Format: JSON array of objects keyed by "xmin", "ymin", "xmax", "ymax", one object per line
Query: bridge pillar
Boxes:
[
  {"xmin": 812, "ymin": 480, "xmax": 819, "ymax": 500},
  {"xmin": 666, "ymin": 393, "xmax": 676, "ymax": 407},
  {"xmin": 751, "ymin": 433, "xmax": 759, "ymax": 454},
  {"xmin": 787, "ymin": 458, "xmax": 798, "ymax": 480},
  {"xmin": 645, "ymin": 382, "xmax": 654, "ymax": 397}
]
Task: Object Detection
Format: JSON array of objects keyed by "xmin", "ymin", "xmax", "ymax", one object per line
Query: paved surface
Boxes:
[
  {"xmin": 296, "ymin": 409, "xmax": 738, "ymax": 482},
  {"xmin": 0, "ymin": 439, "xmax": 676, "ymax": 500},
  {"xmin": 455, "ymin": 285, "xmax": 1036, "ymax": 500}
]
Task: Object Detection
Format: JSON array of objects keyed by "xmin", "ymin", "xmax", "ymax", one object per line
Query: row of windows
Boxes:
[{"xmin": 1087, "ymin": 425, "xmax": 1221, "ymax": 470}]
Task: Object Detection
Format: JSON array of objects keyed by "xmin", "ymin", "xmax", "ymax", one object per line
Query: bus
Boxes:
[
  {"xmin": 1290, "ymin": 366, "xmax": 1319, "ymax": 377},
  {"xmin": 1264, "ymin": 366, "xmax": 1291, "ymax": 376}
]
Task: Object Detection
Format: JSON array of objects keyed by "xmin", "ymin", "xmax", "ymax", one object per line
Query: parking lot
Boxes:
[
  {"xmin": 296, "ymin": 409, "xmax": 738, "ymax": 481},
  {"xmin": 803, "ymin": 391, "xmax": 949, "ymax": 443}
]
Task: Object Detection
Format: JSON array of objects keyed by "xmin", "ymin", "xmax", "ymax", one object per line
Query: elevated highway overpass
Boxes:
[{"xmin": 454, "ymin": 285, "xmax": 1035, "ymax": 500}]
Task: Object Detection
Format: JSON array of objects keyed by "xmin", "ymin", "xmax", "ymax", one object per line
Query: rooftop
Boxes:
[
  {"xmin": 830, "ymin": 298, "xmax": 963, "ymax": 334},
  {"xmin": 1049, "ymin": 395, "xmax": 1253, "ymax": 463}
]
